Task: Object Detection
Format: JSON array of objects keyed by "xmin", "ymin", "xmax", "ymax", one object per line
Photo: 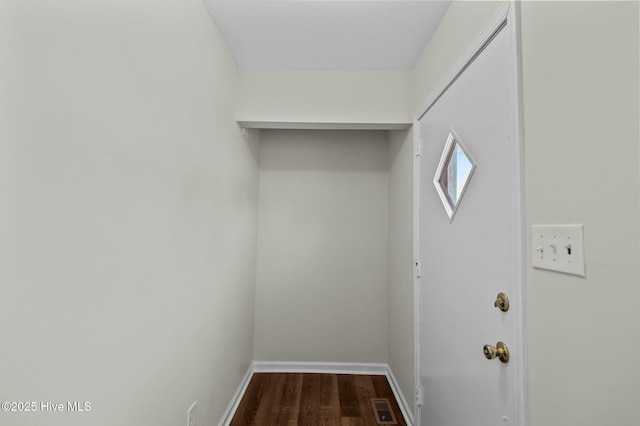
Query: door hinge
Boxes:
[
  {"xmin": 415, "ymin": 385, "xmax": 424, "ymax": 407},
  {"xmin": 415, "ymin": 139, "xmax": 421, "ymax": 157},
  {"xmin": 415, "ymin": 259, "xmax": 421, "ymax": 278}
]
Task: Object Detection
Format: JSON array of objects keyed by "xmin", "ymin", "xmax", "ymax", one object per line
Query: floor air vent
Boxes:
[{"xmin": 370, "ymin": 398, "xmax": 398, "ymax": 424}]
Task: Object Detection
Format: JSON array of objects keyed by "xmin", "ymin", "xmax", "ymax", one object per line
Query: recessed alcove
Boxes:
[{"xmin": 253, "ymin": 128, "xmax": 393, "ymax": 363}]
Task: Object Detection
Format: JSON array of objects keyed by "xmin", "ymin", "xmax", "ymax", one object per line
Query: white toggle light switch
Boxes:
[{"xmin": 532, "ymin": 224, "xmax": 585, "ymax": 277}]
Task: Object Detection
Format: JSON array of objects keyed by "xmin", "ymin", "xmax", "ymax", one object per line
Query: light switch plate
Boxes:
[{"xmin": 532, "ymin": 224, "xmax": 585, "ymax": 277}]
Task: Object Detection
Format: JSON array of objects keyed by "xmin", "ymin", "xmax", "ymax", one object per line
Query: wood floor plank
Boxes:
[
  {"xmin": 337, "ymin": 374, "xmax": 360, "ymax": 417},
  {"xmin": 230, "ymin": 373, "xmax": 407, "ymax": 426},
  {"xmin": 352, "ymin": 375, "xmax": 380, "ymax": 425},
  {"xmin": 319, "ymin": 374, "xmax": 341, "ymax": 426},
  {"xmin": 230, "ymin": 373, "xmax": 269, "ymax": 425},
  {"xmin": 340, "ymin": 417, "xmax": 367, "ymax": 426},
  {"xmin": 297, "ymin": 373, "xmax": 341, "ymax": 426},
  {"xmin": 253, "ymin": 373, "xmax": 287, "ymax": 425},
  {"xmin": 297, "ymin": 374, "xmax": 322, "ymax": 425},
  {"xmin": 273, "ymin": 373, "xmax": 303, "ymax": 425}
]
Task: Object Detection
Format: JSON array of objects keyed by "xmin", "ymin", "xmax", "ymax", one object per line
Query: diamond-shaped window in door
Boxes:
[{"xmin": 433, "ymin": 130, "xmax": 476, "ymax": 221}]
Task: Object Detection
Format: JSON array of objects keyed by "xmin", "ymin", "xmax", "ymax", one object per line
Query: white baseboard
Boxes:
[
  {"xmin": 219, "ymin": 361, "xmax": 414, "ymax": 426},
  {"xmin": 385, "ymin": 365, "xmax": 415, "ymax": 426},
  {"xmin": 252, "ymin": 360, "xmax": 389, "ymax": 376},
  {"xmin": 218, "ymin": 365, "xmax": 254, "ymax": 426}
]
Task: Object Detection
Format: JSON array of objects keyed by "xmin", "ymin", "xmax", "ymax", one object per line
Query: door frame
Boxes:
[{"xmin": 412, "ymin": 2, "xmax": 527, "ymax": 425}]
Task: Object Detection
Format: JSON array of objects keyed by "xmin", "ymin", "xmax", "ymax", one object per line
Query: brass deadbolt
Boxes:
[
  {"xmin": 494, "ymin": 292, "xmax": 509, "ymax": 312},
  {"xmin": 483, "ymin": 342, "xmax": 510, "ymax": 363}
]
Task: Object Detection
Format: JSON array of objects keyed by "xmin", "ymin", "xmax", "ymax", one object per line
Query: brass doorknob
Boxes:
[
  {"xmin": 483, "ymin": 342, "xmax": 509, "ymax": 363},
  {"xmin": 494, "ymin": 292, "xmax": 509, "ymax": 312}
]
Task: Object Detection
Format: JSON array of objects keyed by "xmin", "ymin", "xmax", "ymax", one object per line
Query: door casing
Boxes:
[{"xmin": 412, "ymin": 2, "xmax": 527, "ymax": 425}]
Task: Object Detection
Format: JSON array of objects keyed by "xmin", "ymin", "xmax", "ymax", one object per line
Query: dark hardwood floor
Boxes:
[{"xmin": 230, "ymin": 373, "xmax": 407, "ymax": 426}]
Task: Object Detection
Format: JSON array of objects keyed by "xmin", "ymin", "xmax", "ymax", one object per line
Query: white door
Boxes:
[{"xmin": 416, "ymin": 6, "xmax": 525, "ymax": 426}]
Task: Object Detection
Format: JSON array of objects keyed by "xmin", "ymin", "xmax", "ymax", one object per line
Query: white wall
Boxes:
[
  {"xmin": 387, "ymin": 128, "xmax": 416, "ymax": 413},
  {"xmin": 412, "ymin": 1, "xmax": 640, "ymax": 425},
  {"xmin": 414, "ymin": 1, "xmax": 504, "ymax": 106},
  {"xmin": 521, "ymin": 2, "xmax": 640, "ymax": 425},
  {"xmin": 254, "ymin": 130, "xmax": 389, "ymax": 363},
  {"xmin": 237, "ymin": 69, "xmax": 413, "ymax": 128},
  {"xmin": 0, "ymin": 1, "xmax": 258, "ymax": 425}
]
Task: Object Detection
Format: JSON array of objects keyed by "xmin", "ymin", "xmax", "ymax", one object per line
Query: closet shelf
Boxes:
[{"xmin": 237, "ymin": 120, "xmax": 411, "ymax": 131}]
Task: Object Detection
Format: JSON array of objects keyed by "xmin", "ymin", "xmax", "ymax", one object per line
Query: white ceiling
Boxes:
[{"xmin": 203, "ymin": 0, "xmax": 452, "ymax": 69}]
